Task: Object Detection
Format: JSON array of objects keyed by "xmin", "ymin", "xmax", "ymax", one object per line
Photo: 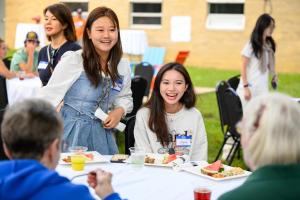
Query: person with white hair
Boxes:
[{"xmin": 219, "ymin": 92, "xmax": 300, "ymax": 200}]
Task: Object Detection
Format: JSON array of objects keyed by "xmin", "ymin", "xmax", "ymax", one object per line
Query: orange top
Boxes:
[{"xmin": 73, "ymin": 16, "xmax": 86, "ymax": 40}]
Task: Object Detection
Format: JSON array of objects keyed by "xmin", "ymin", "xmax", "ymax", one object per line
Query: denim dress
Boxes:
[{"xmin": 60, "ymin": 72, "xmax": 123, "ymax": 155}]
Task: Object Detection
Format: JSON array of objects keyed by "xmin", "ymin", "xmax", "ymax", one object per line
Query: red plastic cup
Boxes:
[{"xmin": 194, "ymin": 188, "xmax": 211, "ymax": 200}]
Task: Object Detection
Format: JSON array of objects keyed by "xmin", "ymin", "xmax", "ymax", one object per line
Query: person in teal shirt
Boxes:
[
  {"xmin": 10, "ymin": 31, "xmax": 39, "ymax": 76},
  {"xmin": 219, "ymin": 93, "xmax": 300, "ymax": 200}
]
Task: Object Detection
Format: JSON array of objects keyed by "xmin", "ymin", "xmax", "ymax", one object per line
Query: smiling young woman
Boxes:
[
  {"xmin": 134, "ymin": 62, "xmax": 208, "ymax": 161},
  {"xmin": 38, "ymin": 7, "xmax": 133, "ymax": 155}
]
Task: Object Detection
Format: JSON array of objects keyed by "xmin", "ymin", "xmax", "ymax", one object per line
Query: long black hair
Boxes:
[
  {"xmin": 145, "ymin": 62, "xmax": 196, "ymax": 146},
  {"xmin": 250, "ymin": 13, "xmax": 276, "ymax": 58},
  {"xmin": 82, "ymin": 7, "xmax": 122, "ymax": 87}
]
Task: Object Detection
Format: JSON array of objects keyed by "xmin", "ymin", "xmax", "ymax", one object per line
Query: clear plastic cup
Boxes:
[
  {"xmin": 68, "ymin": 146, "xmax": 88, "ymax": 154},
  {"xmin": 19, "ymin": 71, "xmax": 25, "ymax": 80},
  {"xmin": 129, "ymin": 147, "xmax": 145, "ymax": 168}
]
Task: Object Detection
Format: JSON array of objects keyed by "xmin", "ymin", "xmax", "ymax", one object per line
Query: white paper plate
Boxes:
[
  {"xmin": 125, "ymin": 153, "xmax": 174, "ymax": 167},
  {"xmin": 59, "ymin": 151, "xmax": 108, "ymax": 165},
  {"xmin": 183, "ymin": 162, "xmax": 251, "ymax": 181}
]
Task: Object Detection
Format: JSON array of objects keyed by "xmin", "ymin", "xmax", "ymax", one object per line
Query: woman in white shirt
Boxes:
[
  {"xmin": 237, "ymin": 13, "xmax": 277, "ymax": 108},
  {"xmin": 134, "ymin": 62, "xmax": 208, "ymax": 161},
  {"xmin": 38, "ymin": 7, "xmax": 133, "ymax": 154}
]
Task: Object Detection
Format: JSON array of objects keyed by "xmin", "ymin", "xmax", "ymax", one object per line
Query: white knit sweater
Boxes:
[{"xmin": 134, "ymin": 106, "xmax": 208, "ymax": 161}]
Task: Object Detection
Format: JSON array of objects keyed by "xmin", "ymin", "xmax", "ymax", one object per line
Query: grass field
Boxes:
[{"xmin": 117, "ymin": 66, "xmax": 300, "ymax": 168}]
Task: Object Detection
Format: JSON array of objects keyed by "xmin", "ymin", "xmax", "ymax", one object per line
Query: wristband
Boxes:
[{"xmin": 243, "ymin": 84, "xmax": 249, "ymax": 88}]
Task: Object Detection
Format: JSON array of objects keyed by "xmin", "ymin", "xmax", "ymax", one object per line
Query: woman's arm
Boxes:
[
  {"xmin": 113, "ymin": 59, "xmax": 133, "ymax": 115},
  {"xmin": 133, "ymin": 109, "xmax": 153, "ymax": 153},
  {"xmin": 105, "ymin": 60, "xmax": 133, "ymax": 129},
  {"xmin": 19, "ymin": 44, "xmax": 36, "ymax": 73},
  {"xmin": 0, "ymin": 60, "xmax": 16, "ymax": 79},
  {"xmin": 191, "ymin": 110, "xmax": 208, "ymax": 161},
  {"xmin": 37, "ymin": 51, "xmax": 82, "ymax": 107},
  {"xmin": 241, "ymin": 56, "xmax": 251, "ymax": 101}
]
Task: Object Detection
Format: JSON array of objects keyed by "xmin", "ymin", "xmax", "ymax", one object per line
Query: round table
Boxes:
[
  {"xmin": 56, "ymin": 156, "xmax": 248, "ymax": 200},
  {"xmin": 6, "ymin": 77, "xmax": 42, "ymax": 105}
]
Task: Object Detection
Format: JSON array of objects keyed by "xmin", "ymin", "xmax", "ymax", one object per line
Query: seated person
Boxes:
[
  {"xmin": 219, "ymin": 93, "xmax": 300, "ymax": 200},
  {"xmin": 134, "ymin": 62, "xmax": 208, "ymax": 161},
  {"xmin": 0, "ymin": 99, "xmax": 122, "ymax": 200},
  {"xmin": 0, "ymin": 38, "xmax": 16, "ymax": 78},
  {"xmin": 10, "ymin": 31, "xmax": 39, "ymax": 76}
]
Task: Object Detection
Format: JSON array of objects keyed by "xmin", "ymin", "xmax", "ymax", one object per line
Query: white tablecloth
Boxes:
[
  {"xmin": 6, "ymin": 77, "xmax": 42, "ymax": 105},
  {"xmin": 120, "ymin": 30, "xmax": 148, "ymax": 55},
  {"xmin": 56, "ymin": 157, "xmax": 247, "ymax": 200}
]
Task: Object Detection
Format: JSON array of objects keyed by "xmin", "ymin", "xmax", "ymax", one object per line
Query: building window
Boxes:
[
  {"xmin": 210, "ymin": 3, "xmax": 244, "ymax": 14},
  {"xmin": 60, "ymin": 0, "xmax": 89, "ymax": 18},
  {"xmin": 206, "ymin": 0, "xmax": 245, "ymax": 31},
  {"xmin": 130, "ymin": 1, "xmax": 162, "ymax": 28}
]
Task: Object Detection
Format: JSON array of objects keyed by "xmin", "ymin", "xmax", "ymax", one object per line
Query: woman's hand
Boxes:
[
  {"xmin": 103, "ymin": 107, "xmax": 124, "ymax": 129},
  {"xmin": 272, "ymin": 74, "xmax": 278, "ymax": 83},
  {"xmin": 87, "ymin": 169, "xmax": 114, "ymax": 199},
  {"xmin": 56, "ymin": 101, "xmax": 64, "ymax": 112},
  {"xmin": 244, "ymin": 87, "xmax": 252, "ymax": 101}
]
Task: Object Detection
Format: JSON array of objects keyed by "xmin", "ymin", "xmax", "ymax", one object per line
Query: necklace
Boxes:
[{"xmin": 166, "ymin": 104, "xmax": 184, "ymax": 123}]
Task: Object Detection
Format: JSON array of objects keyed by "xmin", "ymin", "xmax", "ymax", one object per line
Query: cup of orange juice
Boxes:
[{"xmin": 71, "ymin": 155, "xmax": 86, "ymax": 171}]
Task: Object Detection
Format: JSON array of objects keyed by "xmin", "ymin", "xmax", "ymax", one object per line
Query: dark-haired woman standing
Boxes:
[
  {"xmin": 237, "ymin": 13, "xmax": 277, "ymax": 108},
  {"xmin": 37, "ymin": 3, "xmax": 81, "ymax": 86},
  {"xmin": 134, "ymin": 63, "xmax": 207, "ymax": 161},
  {"xmin": 39, "ymin": 7, "xmax": 133, "ymax": 154}
]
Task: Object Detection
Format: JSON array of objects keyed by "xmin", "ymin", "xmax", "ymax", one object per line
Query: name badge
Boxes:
[
  {"xmin": 111, "ymin": 79, "xmax": 123, "ymax": 92},
  {"xmin": 176, "ymin": 135, "xmax": 192, "ymax": 147},
  {"xmin": 37, "ymin": 61, "xmax": 48, "ymax": 70}
]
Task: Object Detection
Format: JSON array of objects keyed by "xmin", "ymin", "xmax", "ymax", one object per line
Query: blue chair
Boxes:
[{"xmin": 142, "ymin": 47, "xmax": 166, "ymax": 66}]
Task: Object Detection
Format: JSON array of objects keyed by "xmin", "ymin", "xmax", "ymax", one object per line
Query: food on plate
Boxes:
[
  {"xmin": 212, "ymin": 167, "xmax": 244, "ymax": 178},
  {"xmin": 111, "ymin": 154, "xmax": 129, "ymax": 163},
  {"xmin": 62, "ymin": 156, "xmax": 71, "ymax": 163},
  {"xmin": 144, "ymin": 155, "xmax": 155, "ymax": 164},
  {"xmin": 201, "ymin": 160, "xmax": 245, "ymax": 178},
  {"xmin": 200, "ymin": 160, "xmax": 224, "ymax": 176},
  {"xmin": 61, "ymin": 153, "xmax": 94, "ymax": 163},
  {"xmin": 162, "ymin": 154, "xmax": 177, "ymax": 164},
  {"xmin": 83, "ymin": 153, "xmax": 94, "ymax": 161}
]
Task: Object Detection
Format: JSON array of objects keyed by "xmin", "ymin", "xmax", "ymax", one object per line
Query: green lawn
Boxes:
[{"xmin": 117, "ymin": 67, "xmax": 300, "ymax": 168}]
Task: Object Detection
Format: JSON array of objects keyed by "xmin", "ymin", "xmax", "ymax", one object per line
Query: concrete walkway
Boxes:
[{"xmin": 194, "ymin": 87, "xmax": 215, "ymax": 94}]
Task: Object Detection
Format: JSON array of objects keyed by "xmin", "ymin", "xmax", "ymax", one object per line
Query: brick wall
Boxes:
[{"xmin": 4, "ymin": 0, "xmax": 300, "ymax": 72}]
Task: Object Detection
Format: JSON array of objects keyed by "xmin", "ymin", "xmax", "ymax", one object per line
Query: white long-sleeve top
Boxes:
[
  {"xmin": 134, "ymin": 106, "xmax": 208, "ymax": 161},
  {"xmin": 38, "ymin": 50, "xmax": 133, "ymax": 114}
]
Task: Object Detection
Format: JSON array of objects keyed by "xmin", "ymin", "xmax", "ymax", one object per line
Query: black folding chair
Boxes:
[
  {"xmin": 0, "ymin": 76, "xmax": 8, "ymax": 110},
  {"xmin": 215, "ymin": 81, "xmax": 243, "ymax": 165},
  {"xmin": 126, "ymin": 76, "xmax": 147, "ymax": 118},
  {"xmin": 124, "ymin": 115, "xmax": 136, "ymax": 155},
  {"xmin": 227, "ymin": 74, "xmax": 240, "ymax": 91},
  {"xmin": 134, "ymin": 62, "xmax": 154, "ymax": 97},
  {"xmin": 0, "ymin": 109, "xmax": 8, "ymax": 160}
]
